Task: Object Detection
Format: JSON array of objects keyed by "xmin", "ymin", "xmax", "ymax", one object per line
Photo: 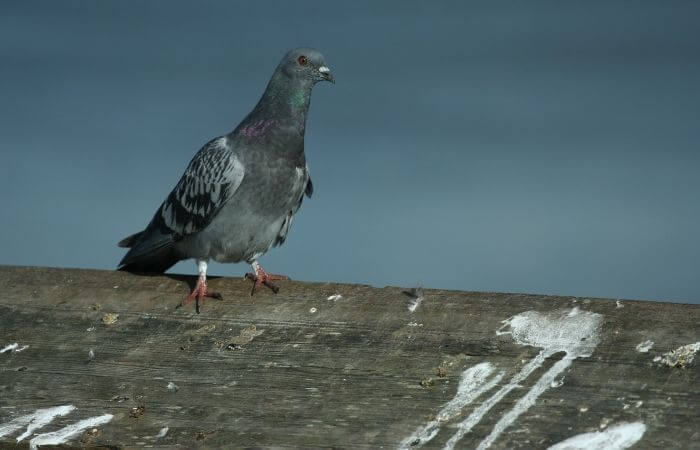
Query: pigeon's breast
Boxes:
[{"xmin": 246, "ymin": 157, "xmax": 307, "ymax": 215}]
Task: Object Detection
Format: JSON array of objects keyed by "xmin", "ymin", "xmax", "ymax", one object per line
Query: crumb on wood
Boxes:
[
  {"xmin": 227, "ymin": 325, "xmax": 264, "ymax": 346},
  {"xmin": 195, "ymin": 430, "xmax": 216, "ymax": 441},
  {"xmin": 79, "ymin": 427, "xmax": 101, "ymax": 445},
  {"xmin": 420, "ymin": 377, "xmax": 434, "ymax": 388},
  {"xmin": 101, "ymin": 313, "xmax": 119, "ymax": 325},
  {"xmin": 654, "ymin": 342, "xmax": 700, "ymax": 369},
  {"xmin": 194, "ymin": 323, "xmax": 216, "ymax": 334},
  {"xmin": 129, "ymin": 405, "xmax": 146, "ymax": 418}
]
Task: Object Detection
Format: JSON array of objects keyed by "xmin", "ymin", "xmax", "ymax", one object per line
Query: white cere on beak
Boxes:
[{"xmin": 318, "ymin": 66, "xmax": 330, "ymax": 73}]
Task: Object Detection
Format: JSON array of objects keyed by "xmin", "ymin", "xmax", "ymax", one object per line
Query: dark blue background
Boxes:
[{"xmin": 1, "ymin": 1, "xmax": 698, "ymax": 303}]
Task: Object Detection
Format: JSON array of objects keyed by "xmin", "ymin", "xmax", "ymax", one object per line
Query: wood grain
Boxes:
[{"xmin": 0, "ymin": 265, "xmax": 698, "ymax": 449}]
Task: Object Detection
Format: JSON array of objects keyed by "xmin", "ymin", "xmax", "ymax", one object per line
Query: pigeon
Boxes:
[{"xmin": 117, "ymin": 48, "xmax": 333, "ymax": 308}]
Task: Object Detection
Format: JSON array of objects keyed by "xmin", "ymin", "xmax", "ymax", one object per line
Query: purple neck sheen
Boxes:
[{"xmin": 238, "ymin": 119, "xmax": 277, "ymax": 138}]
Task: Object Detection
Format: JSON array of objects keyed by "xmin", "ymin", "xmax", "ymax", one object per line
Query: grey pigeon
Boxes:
[{"xmin": 118, "ymin": 48, "xmax": 333, "ymax": 307}]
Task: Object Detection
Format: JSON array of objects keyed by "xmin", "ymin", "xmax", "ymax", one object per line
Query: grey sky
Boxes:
[{"xmin": 1, "ymin": 1, "xmax": 698, "ymax": 303}]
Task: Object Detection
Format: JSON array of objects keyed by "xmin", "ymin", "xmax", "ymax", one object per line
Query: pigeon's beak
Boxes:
[{"xmin": 318, "ymin": 66, "xmax": 334, "ymax": 84}]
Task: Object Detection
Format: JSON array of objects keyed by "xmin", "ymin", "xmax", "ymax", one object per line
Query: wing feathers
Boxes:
[{"xmin": 159, "ymin": 137, "xmax": 245, "ymax": 237}]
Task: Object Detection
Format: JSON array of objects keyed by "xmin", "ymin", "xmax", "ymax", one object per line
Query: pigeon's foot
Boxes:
[
  {"xmin": 181, "ymin": 275, "xmax": 223, "ymax": 313},
  {"xmin": 244, "ymin": 265, "xmax": 289, "ymax": 296}
]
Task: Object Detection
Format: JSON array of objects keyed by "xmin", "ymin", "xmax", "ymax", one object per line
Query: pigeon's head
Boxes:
[{"xmin": 278, "ymin": 47, "xmax": 334, "ymax": 85}]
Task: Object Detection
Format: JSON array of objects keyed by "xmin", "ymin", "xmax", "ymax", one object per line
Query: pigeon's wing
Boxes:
[
  {"xmin": 305, "ymin": 175, "xmax": 313, "ymax": 198},
  {"xmin": 157, "ymin": 137, "xmax": 245, "ymax": 237},
  {"xmin": 274, "ymin": 165, "xmax": 313, "ymax": 247}
]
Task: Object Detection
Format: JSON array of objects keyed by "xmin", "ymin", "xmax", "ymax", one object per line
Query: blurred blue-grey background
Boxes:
[{"xmin": 1, "ymin": 1, "xmax": 698, "ymax": 303}]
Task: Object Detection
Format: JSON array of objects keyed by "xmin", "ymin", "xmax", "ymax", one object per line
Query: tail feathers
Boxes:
[
  {"xmin": 118, "ymin": 231, "xmax": 145, "ymax": 248},
  {"xmin": 118, "ymin": 230, "xmax": 182, "ymax": 273}
]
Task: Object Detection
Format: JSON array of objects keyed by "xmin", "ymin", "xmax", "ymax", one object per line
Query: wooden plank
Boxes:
[{"xmin": 0, "ymin": 265, "xmax": 698, "ymax": 449}]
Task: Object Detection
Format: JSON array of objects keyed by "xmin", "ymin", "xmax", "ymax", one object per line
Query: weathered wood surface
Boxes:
[{"xmin": 0, "ymin": 265, "xmax": 698, "ymax": 449}]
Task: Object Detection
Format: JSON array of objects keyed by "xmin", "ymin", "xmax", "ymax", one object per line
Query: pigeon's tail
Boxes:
[
  {"xmin": 117, "ymin": 231, "xmax": 144, "ymax": 248},
  {"xmin": 117, "ymin": 229, "xmax": 183, "ymax": 273}
]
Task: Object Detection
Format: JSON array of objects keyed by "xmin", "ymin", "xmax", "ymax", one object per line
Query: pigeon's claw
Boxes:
[
  {"xmin": 181, "ymin": 275, "xmax": 222, "ymax": 313},
  {"xmin": 245, "ymin": 264, "xmax": 289, "ymax": 296}
]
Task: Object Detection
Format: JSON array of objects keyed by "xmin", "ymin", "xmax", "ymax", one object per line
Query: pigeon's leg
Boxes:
[
  {"xmin": 182, "ymin": 260, "xmax": 223, "ymax": 312},
  {"xmin": 244, "ymin": 260, "xmax": 289, "ymax": 295}
]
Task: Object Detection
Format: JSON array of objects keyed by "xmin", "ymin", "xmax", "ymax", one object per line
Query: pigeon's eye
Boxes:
[{"xmin": 297, "ymin": 55, "xmax": 308, "ymax": 66}]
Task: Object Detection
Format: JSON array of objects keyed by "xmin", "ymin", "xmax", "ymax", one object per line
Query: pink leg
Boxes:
[
  {"xmin": 244, "ymin": 261, "xmax": 289, "ymax": 295},
  {"xmin": 181, "ymin": 260, "xmax": 222, "ymax": 313},
  {"xmin": 182, "ymin": 275, "xmax": 222, "ymax": 304}
]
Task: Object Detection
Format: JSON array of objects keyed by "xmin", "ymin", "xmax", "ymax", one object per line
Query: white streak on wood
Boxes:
[
  {"xmin": 407, "ymin": 297, "xmax": 423, "ymax": 313},
  {"xmin": 29, "ymin": 414, "xmax": 113, "ymax": 449},
  {"xmin": 0, "ymin": 405, "xmax": 75, "ymax": 441},
  {"xmin": 0, "ymin": 343, "xmax": 18, "ymax": 353},
  {"xmin": 398, "ymin": 362, "xmax": 503, "ymax": 449},
  {"xmin": 567, "ymin": 307, "xmax": 581, "ymax": 316},
  {"xmin": 326, "ymin": 294, "xmax": 343, "ymax": 301},
  {"xmin": 444, "ymin": 308, "xmax": 603, "ymax": 450},
  {"xmin": 443, "ymin": 351, "xmax": 548, "ymax": 449},
  {"xmin": 406, "ymin": 286, "xmax": 425, "ymax": 313},
  {"xmin": 635, "ymin": 340, "xmax": 654, "ymax": 353},
  {"xmin": 147, "ymin": 426, "xmax": 170, "ymax": 439},
  {"xmin": 547, "ymin": 422, "xmax": 646, "ymax": 450},
  {"xmin": 475, "ymin": 308, "xmax": 603, "ymax": 449}
]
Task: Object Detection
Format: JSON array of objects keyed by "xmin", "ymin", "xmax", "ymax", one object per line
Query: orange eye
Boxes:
[{"xmin": 297, "ymin": 55, "xmax": 308, "ymax": 66}]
